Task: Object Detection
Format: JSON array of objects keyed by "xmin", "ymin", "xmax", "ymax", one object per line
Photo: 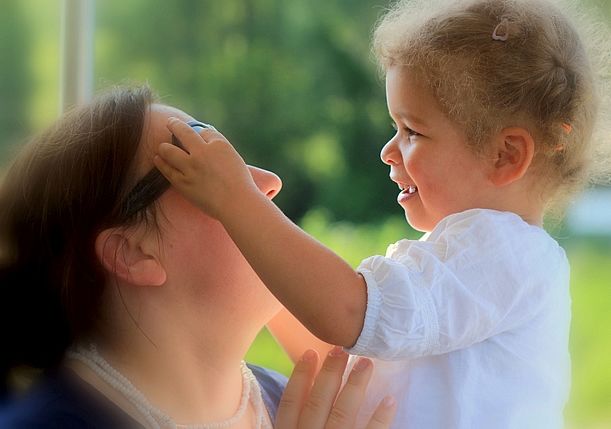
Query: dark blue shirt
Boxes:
[{"xmin": 0, "ymin": 364, "xmax": 287, "ymax": 428}]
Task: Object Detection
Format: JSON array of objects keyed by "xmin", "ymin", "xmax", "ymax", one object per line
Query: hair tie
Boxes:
[
  {"xmin": 561, "ymin": 123, "xmax": 572, "ymax": 134},
  {"xmin": 554, "ymin": 123, "xmax": 573, "ymax": 153},
  {"xmin": 492, "ymin": 18, "xmax": 510, "ymax": 41}
]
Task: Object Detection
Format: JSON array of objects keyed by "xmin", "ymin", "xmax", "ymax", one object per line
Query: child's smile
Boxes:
[
  {"xmin": 381, "ymin": 66, "xmax": 494, "ymax": 232},
  {"xmin": 396, "ymin": 181, "xmax": 418, "ymax": 204}
]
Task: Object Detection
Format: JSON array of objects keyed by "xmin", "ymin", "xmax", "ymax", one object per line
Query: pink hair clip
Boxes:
[{"xmin": 492, "ymin": 18, "xmax": 509, "ymax": 41}]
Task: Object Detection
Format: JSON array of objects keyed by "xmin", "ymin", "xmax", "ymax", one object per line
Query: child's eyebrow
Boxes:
[{"xmin": 397, "ymin": 112, "xmax": 429, "ymax": 129}]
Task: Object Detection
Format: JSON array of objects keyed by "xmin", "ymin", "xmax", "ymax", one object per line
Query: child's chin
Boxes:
[{"xmin": 405, "ymin": 214, "xmax": 433, "ymax": 233}]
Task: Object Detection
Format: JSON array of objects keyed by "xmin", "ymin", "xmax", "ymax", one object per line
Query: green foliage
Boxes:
[
  {"xmin": 563, "ymin": 242, "xmax": 611, "ymax": 427},
  {"xmin": 245, "ymin": 328, "xmax": 293, "ymax": 377},
  {"xmin": 300, "ymin": 208, "xmax": 417, "ymax": 265},
  {"xmin": 91, "ymin": 0, "xmax": 396, "ymax": 222},
  {"xmin": 0, "ymin": 0, "xmax": 32, "ymax": 157}
]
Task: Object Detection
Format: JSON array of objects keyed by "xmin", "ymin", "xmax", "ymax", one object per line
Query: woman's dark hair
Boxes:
[{"xmin": 0, "ymin": 86, "xmax": 158, "ymax": 394}]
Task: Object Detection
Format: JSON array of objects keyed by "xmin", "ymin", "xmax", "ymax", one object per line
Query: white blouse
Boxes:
[{"xmin": 346, "ymin": 209, "xmax": 571, "ymax": 429}]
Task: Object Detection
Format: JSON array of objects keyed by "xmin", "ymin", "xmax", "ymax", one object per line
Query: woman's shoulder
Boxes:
[
  {"xmin": 247, "ymin": 363, "xmax": 288, "ymax": 420},
  {"xmin": 0, "ymin": 369, "xmax": 141, "ymax": 429}
]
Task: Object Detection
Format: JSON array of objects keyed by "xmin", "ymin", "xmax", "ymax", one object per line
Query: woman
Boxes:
[{"xmin": 0, "ymin": 86, "xmax": 394, "ymax": 428}]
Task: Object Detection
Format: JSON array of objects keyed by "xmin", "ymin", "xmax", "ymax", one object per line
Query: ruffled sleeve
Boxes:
[
  {"xmin": 350, "ymin": 256, "xmax": 440, "ymax": 359},
  {"xmin": 346, "ymin": 209, "xmax": 566, "ymax": 360}
]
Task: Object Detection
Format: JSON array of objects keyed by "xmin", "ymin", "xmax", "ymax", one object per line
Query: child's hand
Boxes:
[{"xmin": 153, "ymin": 117, "xmax": 258, "ymax": 219}]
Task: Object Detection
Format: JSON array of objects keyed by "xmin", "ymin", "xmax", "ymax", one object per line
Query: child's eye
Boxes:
[
  {"xmin": 405, "ymin": 126, "xmax": 421, "ymax": 137},
  {"xmin": 403, "ymin": 126, "xmax": 422, "ymax": 138},
  {"xmin": 390, "ymin": 122, "xmax": 422, "ymax": 138}
]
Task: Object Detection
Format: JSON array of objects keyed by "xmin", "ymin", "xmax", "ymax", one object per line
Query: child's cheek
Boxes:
[{"xmin": 405, "ymin": 156, "xmax": 425, "ymax": 183}]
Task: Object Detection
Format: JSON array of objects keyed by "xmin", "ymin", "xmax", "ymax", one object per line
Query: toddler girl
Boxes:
[{"xmin": 154, "ymin": 0, "xmax": 610, "ymax": 427}]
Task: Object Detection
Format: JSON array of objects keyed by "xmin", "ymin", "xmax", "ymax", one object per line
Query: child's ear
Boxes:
[
  {"xmin": 94, "ymin": 228, "xmax": 167, "ymax": 287},
  {"xmin": 489, "ymin": 127, "xmax": 535, "ymax": 187}
]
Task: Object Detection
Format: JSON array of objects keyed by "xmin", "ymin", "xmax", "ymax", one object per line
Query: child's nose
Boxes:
[
  {"xmin": 248, "ymin": 166, "xmax": 282, "ymax": 199},
  {"xmin": 380, "ymin": 138, "xmax": 399, "ymax": 166}
]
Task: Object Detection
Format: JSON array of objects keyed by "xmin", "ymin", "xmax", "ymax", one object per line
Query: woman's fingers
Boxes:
[
  {"xmin": 275, "ymin": 350, "xmax": 319, "ymax": 429},
  {"xmin": 324, "ymin": 357, "xmax": 373, "ymax": 429},
  {"xmin": 277, "ymin": 350, "xmax": 396, "ymax": 429},
  {"xmin": 297, "ymin": 346, "xmax": 348, "ymax": 429},
  {"xmin": 364, "ymin": 396, "xmax": 397, "ymax": 429}
]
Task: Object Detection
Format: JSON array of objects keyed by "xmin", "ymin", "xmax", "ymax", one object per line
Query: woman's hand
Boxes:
[{"xmin": 275, "ymin": 347, "xmax": 396, "ymax": 429}]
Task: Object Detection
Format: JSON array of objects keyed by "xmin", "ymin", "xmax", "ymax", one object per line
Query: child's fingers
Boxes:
[
  {"xmin": 197, "ymin": 126, "xmax": 230, "ymax": 144},
  {"xmin": 275, "ymin": 350, "xmax": 319, "ymax": 429},
  {"xmin": 153, "ymin": 153, "xmax": 185, "ymax": 184},
  {"xmin": 324, "ymin": 358, "xmax": 373, "ymax": 429},
  {"xmin": 166, "ymin": 117, "xmax": 205, "ymax": 153},
  {"xmin": 364, "ymin": 396, "xmax": 397, "ymax": 429},
  {"xmin": 297, "ymin": 346, "xmax": 348, "ymax": 429},
  {"xmin": 157, "ymin": 142, "xmax": 190, "ymax": 172}
]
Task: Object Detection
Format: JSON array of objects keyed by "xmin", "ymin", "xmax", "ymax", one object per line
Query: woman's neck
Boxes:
[{"xmin": 69, "ymin": 311, "xmax": 264, "ymax": 427}]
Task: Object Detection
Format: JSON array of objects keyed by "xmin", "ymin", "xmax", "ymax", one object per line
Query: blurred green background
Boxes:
[{"xmin": 1, "ymin": 0, "xmax": 609, "ymax": 427}]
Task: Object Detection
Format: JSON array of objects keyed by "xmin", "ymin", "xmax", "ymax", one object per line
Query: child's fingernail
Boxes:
[
  {"xmin": 382, "ymin": 396, "xmax": 396, "ymax": 408},
  {"xmin": 328, "ymin": 346, "xmax": 345, "ymax": 357},
  {"xmin": 301, "ymin": 349, "xmax": 317, "ymax": 363},
  {"xmin": 353, "ymin": 358, "xmax": 371, "ymax": 372}
]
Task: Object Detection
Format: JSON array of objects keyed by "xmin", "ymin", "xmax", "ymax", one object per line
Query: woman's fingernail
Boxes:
[
  {"xmin": 301, "ymin": 349, "xmax": 317, "ymax": 363},
  {"xmin": 353, "ymin": 358, "xmax": 371, "ymax": 372},
  {"xmin": 382, "ymin": 396, "xmax": 396, "ymax": 408},
  {"xmin": 328, "ymin": 346, "xmax": 345, "ymax": 357},
  {"xmin": 167, "ymin": 116, "xmax": 178, "ymax": 124}
]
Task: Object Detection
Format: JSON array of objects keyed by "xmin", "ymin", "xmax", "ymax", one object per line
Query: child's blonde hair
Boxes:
[{"xmin": 373, "ymin": 0, "xmax": 611, "ymax": 214}]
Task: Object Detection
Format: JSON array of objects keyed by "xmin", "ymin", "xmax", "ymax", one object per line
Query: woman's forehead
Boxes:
[
  {"xmin": 146, "ymin": 104, "xmax": 193, "ymax": 144},
  {"xmin": 136, "ymin": 104, "xmax": 193, "ymax": 176}
]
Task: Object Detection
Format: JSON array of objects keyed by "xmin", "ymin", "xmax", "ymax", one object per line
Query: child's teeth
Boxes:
[{"xmin": 408, "ymin": 185, "xmax": 417, "ymax": 194}]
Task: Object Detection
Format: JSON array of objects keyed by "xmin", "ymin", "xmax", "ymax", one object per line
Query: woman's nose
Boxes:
[
  {"xmin": 248, "ymin": 166, "xmax": 282, "ymax": 199},
  {"xmin": 380, "ymin": 137, "xmax": 399, "ymax": 166}
]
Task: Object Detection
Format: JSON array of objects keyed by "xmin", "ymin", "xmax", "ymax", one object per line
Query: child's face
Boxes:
[{"xmin": 381, "ymin": 67, "xmax": 494, "ymax": 232}]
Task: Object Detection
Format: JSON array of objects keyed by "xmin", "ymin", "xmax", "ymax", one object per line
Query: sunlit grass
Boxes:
[{"xmin": 564, "ymin": 241, "xmax": 611, "ymax": 427}]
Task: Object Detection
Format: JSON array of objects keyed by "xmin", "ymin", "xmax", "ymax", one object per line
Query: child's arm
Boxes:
[
  {"xmin": 154, "ymin": 119, "xmax": 367, "ymax": 347},
  {"xmin": 267, "ymin": 307, "xmax": 334, "ymax": 367}
]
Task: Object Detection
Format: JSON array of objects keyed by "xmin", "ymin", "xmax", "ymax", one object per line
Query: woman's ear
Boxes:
[
  {"xmin": 94, "ymin": 228, "xmax": 167, "ymax": 287},
  {"xmin": 489, "ymin": 127, "xmax": 535, "ymax": 187}
]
